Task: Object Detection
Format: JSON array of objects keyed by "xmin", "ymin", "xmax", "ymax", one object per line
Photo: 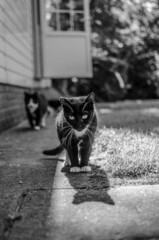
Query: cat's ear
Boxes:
[
  {"xmin": 82, "ymin": 92, "xmax": 95, "ymax": 111},
  {"xmin": 85, "ymin": 92, "xmax": 95, "ymax": 103},
  {"xmin": 60, "ymin": 97, "xmax": 73, "ymax": 112}
]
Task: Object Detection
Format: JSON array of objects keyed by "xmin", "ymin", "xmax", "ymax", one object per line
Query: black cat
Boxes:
[
  {"xmin": 43, "ymin": 93, "xmax": 97, "ymax": 173},
  {"xmin": 24, "ymin": 92, "xmax": 51, "ymax": 130}
]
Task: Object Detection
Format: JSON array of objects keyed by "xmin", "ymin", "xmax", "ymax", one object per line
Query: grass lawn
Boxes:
[{"xmin": 90, "ymin": 100, "xmax": 159, "ymax": 187}]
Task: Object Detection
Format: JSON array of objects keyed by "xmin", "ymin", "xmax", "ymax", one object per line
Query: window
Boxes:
[{"xmin": 46, "ymin": 0, "xmax": 85, "ymax": 32}]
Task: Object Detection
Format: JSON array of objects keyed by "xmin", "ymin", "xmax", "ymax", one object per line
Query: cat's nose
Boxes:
[
  {"xmin": 77, "ymin": 127, "xmax": 83, "ymax": 131},
  {"xmin": 77, "ymin": 120, "xmax": 83, "ymax": 129},
  {"xmin": 77, "ymin": 124, "xmax": 83, "ymax": 131}
]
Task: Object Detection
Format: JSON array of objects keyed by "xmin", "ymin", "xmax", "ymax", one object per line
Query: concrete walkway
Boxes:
[{"xmin": 0, "ymin": 118, "xmax": 159, "ymax": 240}]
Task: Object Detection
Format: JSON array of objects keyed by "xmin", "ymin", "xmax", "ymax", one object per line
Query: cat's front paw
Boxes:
[
  {"xmin": 80, "ymin": 166, "xmax": 91, "ymax": 172},
  {"xmin": 70, "ymin": 167, "xmax": 80, "ymax": 173},
  {"xmin": 34, "ymin": 126, "xmax": 40, "ymax": 131}
]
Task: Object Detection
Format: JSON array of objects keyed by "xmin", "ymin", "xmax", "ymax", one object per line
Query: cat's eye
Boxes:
[
  {"xmin": 82, "ymin": 114, "xmax": 88, "ymax": 119},
  {"xmin": 69, "ymin": 115, "xmax": 75, "ymax": 120}
]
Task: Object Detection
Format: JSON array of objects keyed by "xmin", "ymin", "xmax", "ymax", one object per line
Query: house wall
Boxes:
[
  {"xmin": 0, "ymin": 0, "xmax": 37, "ymax": 131},
  {"xmin": 0, "ymin": 84, "xmax": 26, "ymax": 132},
  {"xmin": 0, "ymin": 0, "xmax": 34, "ymax": 87}
]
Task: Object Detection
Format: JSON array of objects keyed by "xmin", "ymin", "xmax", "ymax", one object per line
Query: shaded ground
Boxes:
[{"xmin": 0, "ymin": 118, "xmax": 59, "ymax": 240}]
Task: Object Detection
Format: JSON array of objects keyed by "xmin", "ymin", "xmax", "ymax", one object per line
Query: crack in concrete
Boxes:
[
  {"xmin": 1, "ymin": 186, "xmax": 109, "ymax": 240},
  {"xmin": 29, "ymin": 187, "xmax": 50, "ymax": 192},
  {"xmin": 1, "ymin": 187, "xmax": 52, "ymax": 240},
  {"xmin": 2, "ymin": 189, "xmax": 28, "ymax": 240}
]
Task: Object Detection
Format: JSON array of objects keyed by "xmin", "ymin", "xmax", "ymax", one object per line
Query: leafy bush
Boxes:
[{"xmin": 90, "ymin": 0, "xmax": 159, "ymax": 100}]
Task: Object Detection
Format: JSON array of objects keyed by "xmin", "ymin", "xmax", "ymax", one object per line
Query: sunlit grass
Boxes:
[{"xmin": 91, "ymin": 126, "xmax": 159, "ymax": 185}]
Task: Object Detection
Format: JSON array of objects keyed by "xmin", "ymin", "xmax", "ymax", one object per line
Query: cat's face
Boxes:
[
  {"xmin": 60, "ymin": 93, "xmax": 95, "ymax": 131},
  {"xmin": 24, "ymin": 92, "xmax": 39, "ymax": 113}
]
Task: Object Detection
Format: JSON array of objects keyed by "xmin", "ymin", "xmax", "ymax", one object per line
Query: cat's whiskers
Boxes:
[
  {"xmin": 67, "ymin": 129, "xmax": 74, "ymax": 147},
  {"xmin": 62, "ymin": 126, "xmax": 71, "ymax": 136},
  {"xmin": 83, "ymin": 121, "xmax": 97, "ymax": 130},
  {"xmin": 88, "ymin": 128, "xmax": 94, "ymax": 140},
  {"xmin": 89, "ymin": 126, "xmax": 97, "ymax": 131},
  {"xmin": 62, "ymin": 127, "xmax": 72, "ymax": 146},
  {"xmin": 62, "ymin": 125, "xmax": 71, "ymax": 131},
  {"xmin": 68, "ymin": 130, "xmax": 74, "ymax": 149},
  {"xmin": 86, "ymin": 130, "xmax": 92, "ymax": 145},
  {"xmin": 87, "ymin": 128, "xmax": 94, "ymax": 138}
]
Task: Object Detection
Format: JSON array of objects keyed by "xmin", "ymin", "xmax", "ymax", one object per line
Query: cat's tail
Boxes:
[{"xmin": 43, "ymin": 144, "xmax": 64, "ymax": 156}]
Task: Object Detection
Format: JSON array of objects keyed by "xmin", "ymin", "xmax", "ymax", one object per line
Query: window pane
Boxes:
[
  {"xmin": 73, "ymin": 0, "xmax": 84, "ymax": 10},
  {"xmin": 59, "ymin": 0, "xmax": 71, "ymax": 10},
  {"xmin": 74, "ymin": 13, "xmax": 84, "ymax": 31},
  {"xmin": 46, "ymin": 0, "xmax": 57, "ymax": 11},
  {"xmin": 60, "ymin": 13, "xmax": 71, "ymax": 31},
  {"xmin": 46, "ymin": 11, "xmax": 57, "ymax": 30}
]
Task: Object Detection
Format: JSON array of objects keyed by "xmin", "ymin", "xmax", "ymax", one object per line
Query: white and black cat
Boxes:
[
  {"xmin": 43, "ymin": 92, "xmax": 97, "ymax": 173},
  {"xmin": 24, "ymin": 92, "xmax": 52, "ymax": 130}
]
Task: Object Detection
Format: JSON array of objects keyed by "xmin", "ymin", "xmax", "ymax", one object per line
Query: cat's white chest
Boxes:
[
  {"xmin": 74, "ymin": 127, "xmax": 87, "ymax": 138},
  {"xmin": 27, "ymin": 99, "xmax": 38, "ymax": 114}
]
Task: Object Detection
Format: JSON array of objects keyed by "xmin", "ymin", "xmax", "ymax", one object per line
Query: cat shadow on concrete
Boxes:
[{"xmin": 61, "ymin": 164, "xmax": 115, "ymax": 205}]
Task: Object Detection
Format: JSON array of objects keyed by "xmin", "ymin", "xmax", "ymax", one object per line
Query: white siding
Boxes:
[{"xmin": 0, "ymin": 0, "xmax": 35, "ymax": 87}]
